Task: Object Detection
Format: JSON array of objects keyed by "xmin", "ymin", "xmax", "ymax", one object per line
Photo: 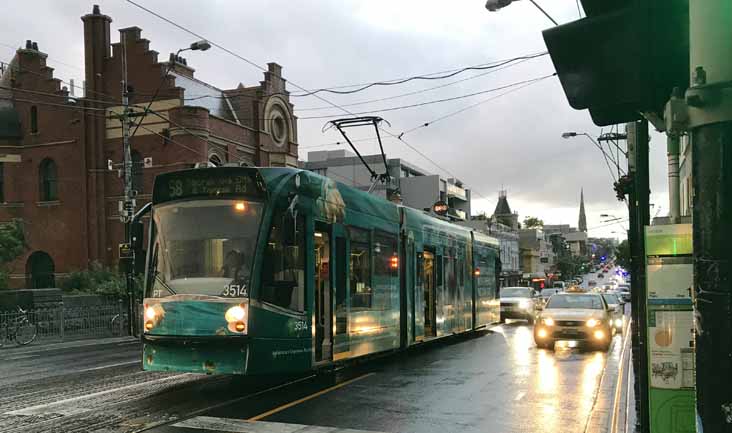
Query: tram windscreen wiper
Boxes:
[{"xmin": 154, "ymin": 272, "xmax": 177, "ymax": 296}]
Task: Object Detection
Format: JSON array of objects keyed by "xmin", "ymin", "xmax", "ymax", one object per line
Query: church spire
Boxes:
[{"xmin": 578, "ymin": 188, "xmax": 587, "ymax": 232}]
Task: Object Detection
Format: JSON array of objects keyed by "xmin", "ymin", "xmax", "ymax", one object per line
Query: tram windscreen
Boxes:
[{"xmin": 148, "ymin": 199, "xmax": 263, "ymax": 298}]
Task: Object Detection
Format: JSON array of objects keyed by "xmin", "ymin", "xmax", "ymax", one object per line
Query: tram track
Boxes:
[{"xmin": 131, "ymin": 373, "xmax": 318, "ymax": 432}]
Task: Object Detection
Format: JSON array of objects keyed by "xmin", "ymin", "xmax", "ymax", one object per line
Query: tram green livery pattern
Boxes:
[{"xmin": 141, "ymin": 167, "xmax": 500, "ymax": 375}]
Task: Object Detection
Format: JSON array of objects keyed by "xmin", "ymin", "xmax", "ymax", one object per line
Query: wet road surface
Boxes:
[
  {"xmin": 1, "ymin": 315, "xmax": 626, "ymax": 433},
  {"xmin": 153, "ymin": 322, "xmax": 625, "ymax": 433}
]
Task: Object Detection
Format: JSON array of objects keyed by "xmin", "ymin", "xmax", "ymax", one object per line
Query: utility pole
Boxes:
[
  {"xmin": 626, "ymin": 119, "xmax": 650, "ymax": 433},
  {"xmin": 120, "ymin": 84, "xmax": 136, "ymax": 337},
  {"xmin": 686, "ymin": 0, "xmax": 732, "ymax": 429},
  {"xmin": 118, "ymin": 39, "xmax": 137, "ymax": 337}
]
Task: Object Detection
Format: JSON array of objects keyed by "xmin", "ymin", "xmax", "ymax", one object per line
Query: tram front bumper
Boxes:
[{"xmin": 142, "ymin": 335, "xmax": 250, "ymax": 375}]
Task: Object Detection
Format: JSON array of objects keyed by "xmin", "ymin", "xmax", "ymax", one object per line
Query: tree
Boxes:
[
  {"xmin": 615, "ymin": 239, "xmax": 630, "ymax": 270},
  {"xmin": 523, "ymin": 216, "xmax": 544, "ymax": 229},
  {"xmin": 61, "ymin": 261, "xmax": 136, "ymax": 297},
  {"xmin": 0, "ymin": 219, "xmax": 27, "ymax": 289}
]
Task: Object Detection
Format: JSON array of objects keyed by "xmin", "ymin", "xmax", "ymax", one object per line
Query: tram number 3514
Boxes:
[
  {"xmin": 294, "ymin": 321, "xmax": 308, "ymax": 331},
  {"xmin": 222, "ymin": 285, "xmax": 248, "ymax": 298}
]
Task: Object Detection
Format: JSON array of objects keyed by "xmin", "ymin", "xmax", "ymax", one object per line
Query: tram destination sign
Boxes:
[{"xmin": 153, "ymin": 167, "xmax": 266, "ymax": 203}]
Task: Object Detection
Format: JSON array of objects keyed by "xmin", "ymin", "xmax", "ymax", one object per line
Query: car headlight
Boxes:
[
  {"xmin": 543, "ymin": 317, "xmax": 555, "ymax": 326},
  {"xmin": 614, "ymin": 318, "xmax": 623, "ymax": 327},
  {"xmin": 225, "ymin": 304, "xmax": 248, "ymax": 334},
  {"xmin": 518, "ymin": 300, "xmax": 530, "ymax": 310},
  {"xmin": 586, "ymin": 318, "xmax": 599, "ymax": 328}
]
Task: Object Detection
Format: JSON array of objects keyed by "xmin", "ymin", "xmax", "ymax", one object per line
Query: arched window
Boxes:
[
  {"xmin": 30, "ymin": 106, "xmax": 38, "ymax": 134},
  {"xmin": 209, "ymin": 154, "xmax": 223, "ymax": 167},
  {"xmin": 26, "ymin": 251, "xmax": 55, "ymax": 289},
  {"xmin": 131, "ymin": 151, "xmax": 144, "ymax": 194},
  {"xmin": 39, "ymin": 158, "xmax": 58, "ymax": 201}
]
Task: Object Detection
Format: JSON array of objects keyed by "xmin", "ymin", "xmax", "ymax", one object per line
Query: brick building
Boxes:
[{"xmin": 0, "ymin": 5, "xmax": 299, "ymax": 289}]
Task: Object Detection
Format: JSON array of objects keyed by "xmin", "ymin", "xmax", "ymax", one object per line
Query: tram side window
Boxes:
[
  {"xmin": 476, "ymin": 257, "xmax": 496, "ymax": 299},
  {"xmin": 373, "ymin": 231, "xmax": 397, "ymax": 310},
  {"xmin": 261, "ymin": 211, "xmax": 305, "ymax": 312},
  {"xmin": 445, "ymin": 247, "xmax": 457, "ymax": 305},
  {"xmin": 349, "ymin": 227, "xmax": 372, "ymax": 310}
]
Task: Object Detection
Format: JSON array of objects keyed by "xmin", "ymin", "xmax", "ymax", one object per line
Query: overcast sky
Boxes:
[{"xmin": 1, "ymin": 0, "xmax": 672, "ymax": 239}]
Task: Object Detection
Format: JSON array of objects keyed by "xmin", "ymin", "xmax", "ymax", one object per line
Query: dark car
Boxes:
[{"xmin": 597, "ymin": 273, "xmax": 604, "ymax": 279}]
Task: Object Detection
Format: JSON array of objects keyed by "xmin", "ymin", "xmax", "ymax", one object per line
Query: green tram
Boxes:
[{"xmin": 141, "ymin": 166, "xmax": 500, "ymax": 375}]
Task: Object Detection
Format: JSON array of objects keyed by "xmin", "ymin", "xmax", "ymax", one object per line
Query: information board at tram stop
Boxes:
[{"xmin": 644, "ymin": 224, "xmax": 695, "ymax": 433}]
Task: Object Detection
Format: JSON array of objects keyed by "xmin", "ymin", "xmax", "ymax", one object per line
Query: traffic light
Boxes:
[{"xmin": 542, "ymin": 0, "xmax": 689, "ymax": 126}]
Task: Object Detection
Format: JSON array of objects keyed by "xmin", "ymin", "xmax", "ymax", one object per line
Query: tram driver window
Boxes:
[
  {"xmin": 349, "ymin": 227, "xmax": 372, "ymax": 310},
  {"xmin": 261, "ymin": 211, "xmax": 305, "ymax": 312}
]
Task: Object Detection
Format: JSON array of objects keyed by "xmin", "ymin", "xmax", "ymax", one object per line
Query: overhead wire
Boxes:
[
  {"xmin": 0, "ymin": 57, "xmax": 119, "ymax": 103},
  {"xmin": 124, "ymin": 0, "xmax": 548, "ymax": 202},
  {"xmin": 399, "ymin": 73, "xmax": 555, "ymax": 136},
  {"xmin": 301, "ymin": 74, "xmax": 553, "ymax": 149},
  {"xmin": 297, "ymin": 73, "xmax": 557, "ymax": 120},
  {"xmin": 295, "ymin": 54, "xmax": 544, "ymax": 111},
  {"xmin": 288, "ymin": 52, "xmax": 548, "ymax": 97},
  {"xmin": 291, "ymin": 52, "xmax": 546, "ymax": 92}
]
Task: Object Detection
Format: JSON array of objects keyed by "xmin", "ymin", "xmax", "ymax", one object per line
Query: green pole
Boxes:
[{"xmin": 688, "ymin": 0, "xmax": 732, "ymax": 430}]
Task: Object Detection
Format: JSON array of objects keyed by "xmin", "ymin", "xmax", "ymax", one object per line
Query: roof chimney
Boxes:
[
  {"xmin": 31, "ymin": 42, "xmax": 38, "ymax": 51},
  {"xmin": 25, "ymin": 40, "xmax": 32, "ymax": 49},
  {"xmin": 92, "ymin": 4, "xmax": 100, "ymax": 14}
]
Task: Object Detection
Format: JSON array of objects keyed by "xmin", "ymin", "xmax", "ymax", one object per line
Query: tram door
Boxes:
[
  {"xmin": 423, "ymin": 251, "xmax": 437, "ymax": 337},
  {"xmin": 314, "ymin": 227, "xmax": 333, "ymax": 362}
]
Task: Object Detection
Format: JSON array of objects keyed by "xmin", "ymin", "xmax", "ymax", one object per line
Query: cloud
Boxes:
[{"xmin": 1, "ymin": 0, "xmax": 670, "ymax": 241}]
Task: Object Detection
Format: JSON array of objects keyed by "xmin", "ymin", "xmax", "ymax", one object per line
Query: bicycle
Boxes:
[
  {"xmin": 0, "ymin": 306, "xmax": 38, "ymax": 347},
  {"xmin": 110, "ymin": 312, "xmax": 129, "ymax": 336}
]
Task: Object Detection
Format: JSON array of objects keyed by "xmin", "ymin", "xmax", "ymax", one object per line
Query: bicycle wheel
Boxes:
[
  {"xmin": 110, "ymin": 315, "xmax": 122, "ymax": 336},
  {"xmin": 14, "ymin": 320, "xmax": 38, "ymax": 346}
]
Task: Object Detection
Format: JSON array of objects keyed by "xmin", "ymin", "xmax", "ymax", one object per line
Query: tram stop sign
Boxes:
[{"xmin": 119, "ymin": 242, "xmax": 133, "ymax": 273}]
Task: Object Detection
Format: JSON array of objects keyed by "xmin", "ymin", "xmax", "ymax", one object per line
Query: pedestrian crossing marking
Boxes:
[{"xmin": 173, "ymin": 416, "xmax": 385, "ymax": 433}]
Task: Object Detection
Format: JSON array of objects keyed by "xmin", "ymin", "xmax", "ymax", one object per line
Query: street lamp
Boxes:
[
  {"xmin": 562, "ymin": 131, "xmax": 626, "ymax": 178},
  {"xmin": 122, "ymin": 39, "xmax": 210, "ymax": 336},
  {"xmin": 130, "ymin": 40, "xmax": 210, "ymax": 138},
  {"xmin": 485, "ymin": 0, "xmax": 559, "ymax": 26}
]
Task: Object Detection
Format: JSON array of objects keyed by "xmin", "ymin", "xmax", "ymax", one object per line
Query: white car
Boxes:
[{"xmin": 500, "ymin": 287, "xmax": 539, "ymax": 324}]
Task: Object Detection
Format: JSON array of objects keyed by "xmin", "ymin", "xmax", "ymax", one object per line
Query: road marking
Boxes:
[
  {"xmin": 514, "ymin": 391, "xmax": 526, "ymax": 401},
  {"xmin": 0, "ymin": 338, "xmax": 138, "ymax": 356},
  {"xmin": 610, "ymin": 319, "xmax": 632, "ymax": 433},
  {"xmin": 3, "ymin": 354, "xmax": 40, "ymax": 361},
  {"xmin": 74, "ymin": 360, "xmax": 140, "ymax": 373},
  {"xmin": 247, "ymin": 373, "xmax": 375, "ymax": 421},
  {"xmin": 175, "ymin": 417, "xmax": 387, "ymax": 433},
  {"xmin": 6, "ymin": 373, "xmax": 190, "ymax": 416}
]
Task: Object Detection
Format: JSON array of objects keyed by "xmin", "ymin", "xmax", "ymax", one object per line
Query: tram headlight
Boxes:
[
  {"xmin": 143, "ymin": 303, "xmax": 164, "ymax": 332},
  {"xmin": 225, "ymin": 304, "xmax": 248, "ymax": 334}
]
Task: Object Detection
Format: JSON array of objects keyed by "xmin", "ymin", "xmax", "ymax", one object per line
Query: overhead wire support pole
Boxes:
[
  {"xmin": 119, "ymin": 36, "xmax": 136, "ymax": 338},
  {"xmin": 686, "ymin": 0, "xmax": 732, "ymax": 429}
]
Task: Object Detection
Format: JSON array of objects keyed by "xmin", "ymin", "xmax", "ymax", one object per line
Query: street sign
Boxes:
[
  {"xmin": 644, "ymin": 224, "xmax": 695, "ymax": 433},
  {"xmin": 0, "ymin": 154, "xmax": 21, "ymax": 163},
  {"xmin": 119, "ymin": 242, "xmax": 133, "ymax": 259}
]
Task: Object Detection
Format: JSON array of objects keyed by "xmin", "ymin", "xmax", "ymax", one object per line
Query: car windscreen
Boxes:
[
  {"xmin": 546, "ymin": 295, "xmax": 604, "ymax": 310},
  {"xmin": 502, "ymin": 288, "xmax": 532, "ymax": 298},
  {"xmin": 602, "ymin": 294, "xmax": 620, "ymax": 304}
]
